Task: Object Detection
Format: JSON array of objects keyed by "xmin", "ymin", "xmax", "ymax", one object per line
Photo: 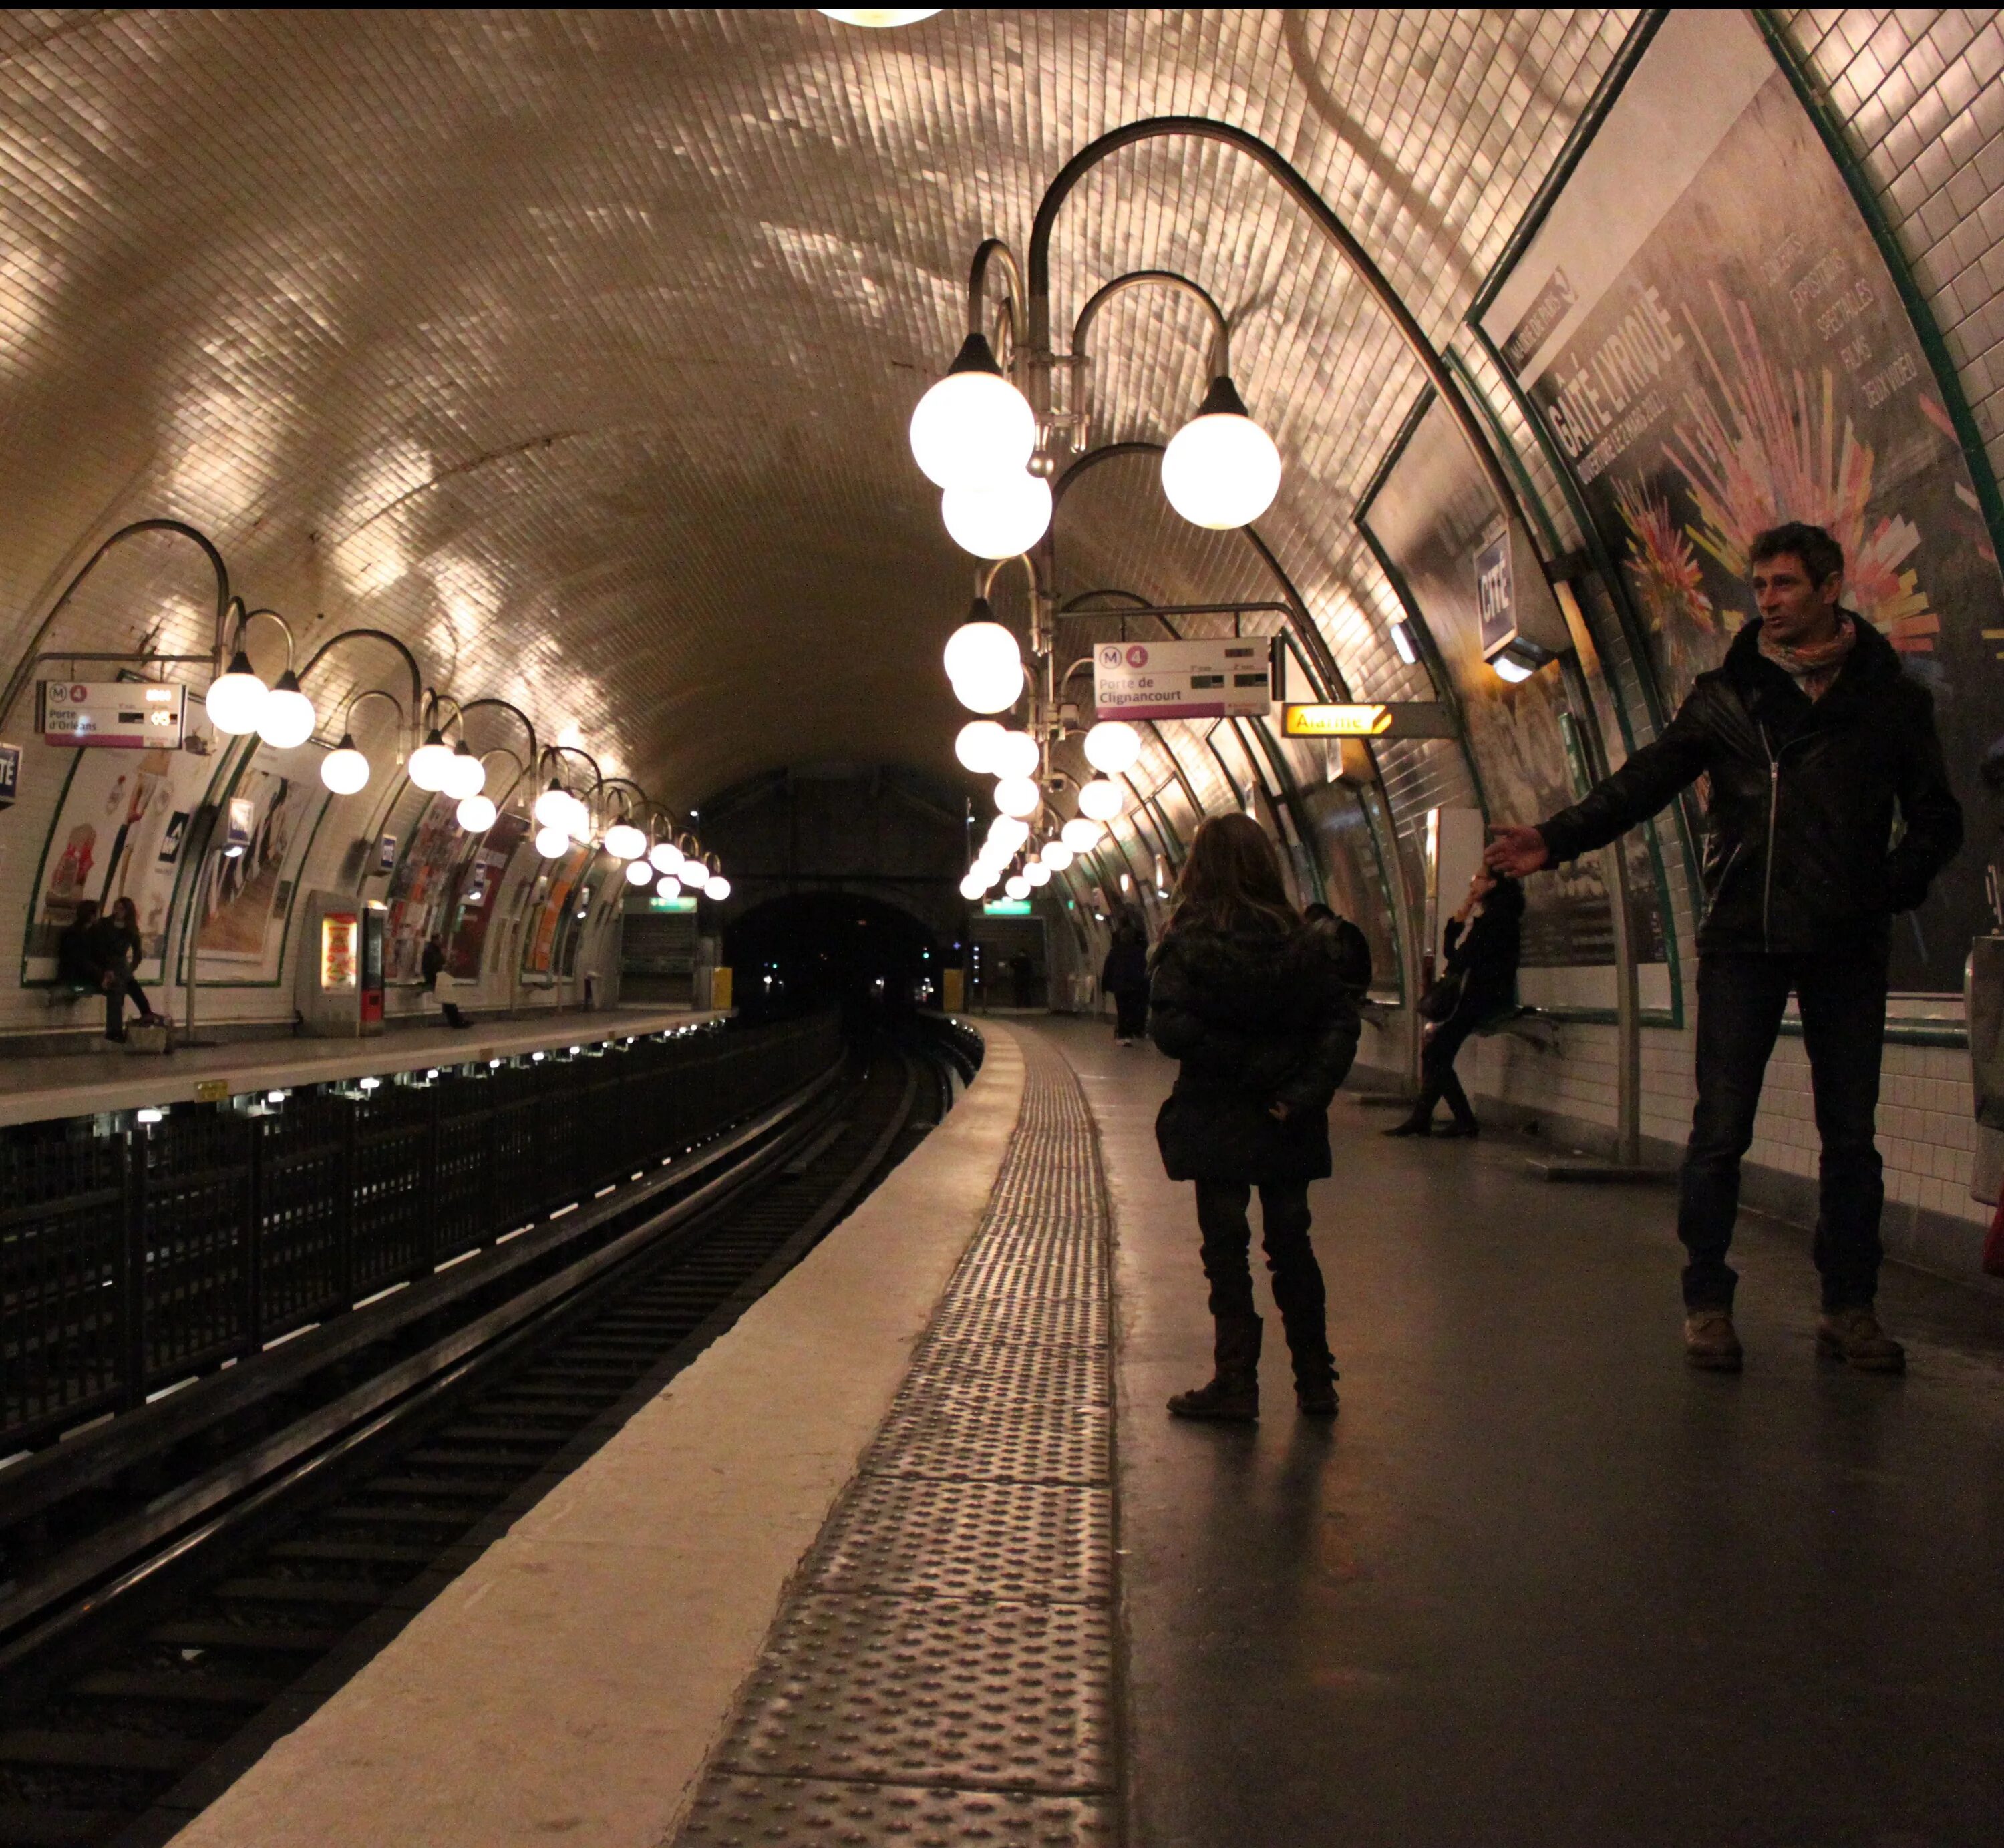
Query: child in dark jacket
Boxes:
[{"xmin": 1149, "ymin": 815, "xmax": 1359, "ymax": 1421}]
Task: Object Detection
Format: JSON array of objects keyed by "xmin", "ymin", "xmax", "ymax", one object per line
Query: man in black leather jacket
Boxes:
[{"xmin": 1488, "ymin": 523, "xmax": 1961, "ymax": 1374}]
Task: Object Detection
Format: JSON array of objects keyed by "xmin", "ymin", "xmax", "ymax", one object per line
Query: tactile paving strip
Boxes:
[{"xmin": 675, "ymin": 1032, "xmax": 1120, "ymax": 1845}]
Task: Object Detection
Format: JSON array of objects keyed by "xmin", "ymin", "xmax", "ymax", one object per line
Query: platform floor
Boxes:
[{"xmin": 164, "ymin": 1016, "xmax": 2004, "ymax": 1848}]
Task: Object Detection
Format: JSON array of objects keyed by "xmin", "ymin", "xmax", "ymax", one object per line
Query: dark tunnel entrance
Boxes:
[{"xmin": 725, "ymin": 892, "xmax": 944, "ymax": 1027}]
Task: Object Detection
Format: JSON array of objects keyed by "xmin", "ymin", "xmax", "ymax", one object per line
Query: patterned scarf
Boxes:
[{"xmin": 1758, "ymin": 612, "xmax": 1857, "ymax": 701}]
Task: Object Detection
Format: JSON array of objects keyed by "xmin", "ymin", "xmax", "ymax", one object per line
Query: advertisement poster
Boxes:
[
  {"xmin": 382, "ymin": 792, "xmax": 476, "ymax": 983},
  {"xmin": 24, "ymin": 739, "xmax": 220, "ymax": 982},
  {"xmin": 446, "ymin": 812, "xmax": 527, "ymax": 980},
  {"xmin": 1361, "ymin": 398, "xmax": 1671, "ymax": 974},
  {"xmin": 522, "ymin": 842, "xmax": 591, "ymax": 977},
  {"xmin": 190, "ymin": 740, "xmax": 329, "ymax": 980},
  {"xmin": 1479, "ymin": 10, "xmax": 2004, "ymax": 993}
]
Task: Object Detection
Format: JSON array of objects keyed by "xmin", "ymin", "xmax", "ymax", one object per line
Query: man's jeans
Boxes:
[{"xmin": 1679, "ymin": 947, "xmax": 1888, "ymax": 1312}]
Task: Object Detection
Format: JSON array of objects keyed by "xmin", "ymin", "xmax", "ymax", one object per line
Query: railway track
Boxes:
[{"xmin": 0, "ymin": 1023, "xmax": 976, "ymax": 1848}]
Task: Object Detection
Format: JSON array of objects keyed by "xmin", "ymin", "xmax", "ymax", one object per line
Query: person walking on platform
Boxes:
[
  {"xmin": 1150, "ymin": 813, "xmax": 1359, "ymax": 1420},
  {"xmin": 1486, "ymin": 522, "xmax": 1962, "ymax": 1374},
  {"xmin": 1102, "ymin": 907, "xmax": 1150, "ymax": 1044},
  {"xmin": 1383, "ymin": 869, "xmax": 1522, "ymax": 1139},
  {"xmin": 422, "ymin": 933, "xmax": 470, "ymax": 1028},
  {"xmin": 90, "ymin": 896, "xmax": 162, "ymax": 1041}
]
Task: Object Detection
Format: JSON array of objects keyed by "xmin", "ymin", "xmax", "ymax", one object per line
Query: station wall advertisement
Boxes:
[
  {"xmin": 1477, "ymin": 8, "xmax": 2004, "ymax": 995},
  {"xmin": 381, "ymin": 792, "xmax": 478, "ymax": 984},
  {"xmin": 446, "ymin": 812, "xmax": 528, "ymax": 980},
  {"xmin": 1361, "ymin": 395, "xmax": 1672, "ymax": 987},
  {"xmin": 188, "ymin": 739, "xmax": 330, "ymax": 984}
]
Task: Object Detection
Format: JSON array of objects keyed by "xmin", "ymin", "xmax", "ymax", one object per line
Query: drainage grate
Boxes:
[{"xmin": 677, "ymin": 1031, "xmax": 1120, "ymax": 1845}]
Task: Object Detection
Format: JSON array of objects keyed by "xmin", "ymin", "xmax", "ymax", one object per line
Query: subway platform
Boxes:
[{"xmin": 154, "ymin": 1017, "xmax": 2004, "ymax": 1848}]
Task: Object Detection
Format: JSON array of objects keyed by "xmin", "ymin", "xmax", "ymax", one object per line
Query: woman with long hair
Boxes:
[
  {"xmin": 90, "ymin": 894, "xmax": 164, "ymax": 1041},
  {"xmin": 1149, "ymin": 813, "xmax": 1360, "ymax": 1421},
  {"xmin": 1384, "ymin": 867, "xmax": 1522, "ymax": 1138}
]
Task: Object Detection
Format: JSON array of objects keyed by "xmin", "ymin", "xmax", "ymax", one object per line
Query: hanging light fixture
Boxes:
[
  {"xmin": 1160, "ymin": 376, "xmax": 1283, "ymax": 529},
  {"xmin": 909, "ymin": 333, "xmax": 1037, "ymax": 491},
  {"xmin": 456, "ymin": 793, "xmax": 498, "ymax": 834},
  {"xmin": 255, "ymin": 670, "xmax": 316, "ymax": 749},
  {"xmin": 1004, "ymin": 874, "xmax": 1031, "ymax": 900},
  {"xmin": 649, "ymin": 838, "xmax": 685, "ymax": 875},
  {"xmin": 941, "ymin": 469, "xmax": 1053, "ymax": 560},
  {"xmin": 1077, "ymin": 775, "xmax": 1125, "ymax": 821},
  {"xmin": 1082, "ymin": 719, "xmax": 1142, "ymax": 775},
  {"xmin": 534, "ymin": 782, "xmax": 576, "ymax": 829},
  {"xmin": 988, "ymin": 814, "xmax": 1031, "ymax": 852},
  {"xmin": 704, "ymin": 874, "xmax": 731, "ymax": 901},
  {"xmin": 655, "ymin": 872, "xmax": 681, "ymax": 898},
  {"xmin": 943, "ymin": 608, "xmax": 1024, "ymax": 714},
  {"xmin": 534, "ymin": 823, "xmax": 570, "ymax": 858},
  {"xmin": 205, "ymin": 651, "xmax": 269, "ymax": 736},
  {"xmin": 991, "ymin": 728, "xmax": 1041, "ymax": 780},
  {"xmin": 955, "ymin": 718, "xmax": 1007, "ymax": 774},
  {"xmin": 1061, "ymin": 816, "xmax": 1104, "ymax": 851},
  {"xmin": 1024, "ymin": 861, "xmax": 1052, "ymax": 887},
  {"xmin": 820, "ymin": 9, "xmax": 941, "ymax": 27},
  {"xmin": 320, "ymin": 733, "xmax": 371, "ymax": 795},
  {"xmin": 442, "ymin": 743, "xmax": 487, "ymax": 801},
  {"xmin": 408, "ymin": 729, "xmax": 457, "ymax": 792},
  {"xmin": 625, "ymin": 859, "xmax": 654, "ymax": 886},
  {"xmin": 958, "ymin": 870, "xmax": 988, "ymax": 901},
  {"xmin": 1040, "ymin": 839, "xmax": 1075, "ymax": 870},
  {"xmin": 604, "ymin": 821, "xmax": 647, "ymax": 860},
  {"xmin": 993, "ymin": 775, "xmax": 1041, "ymax": 819}
]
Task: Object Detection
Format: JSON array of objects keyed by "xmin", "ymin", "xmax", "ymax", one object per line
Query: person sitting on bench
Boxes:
[
  {"xmin": 57, "ymin": 900, "xmax": 102, "ymax": 996},
  {"xmin": 90, "ymin": 896, "xmax": 164, "ymax": 1042}
]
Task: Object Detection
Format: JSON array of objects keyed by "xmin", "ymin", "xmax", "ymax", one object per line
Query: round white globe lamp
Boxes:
[
  {"xmin": 655, "ymin": 874, "xmax": 681, "ymax": 898},
  {"xmin": 992, "ymin": 729, "xmax": 1041, "ymax": 780},
  {"xmin": 1025, "ymin": 861, "xmax": 1052, "ymax": 887},
  {"xmin": 988, "ymin": 815, "xmax": 1031, "ymax": 853},
  {"xmin": 959, "ymin": 870, "xmax": 987, "ymax": 901},
  {"xmin": 954, "ymin": 718, "xmax": 1007, "ymax": 774},
  {"xmin": 1040, "ymin": 840, "xmax": 1075, "ymax": 871},
  {"xmin": 204, "ymin": 654, "xmax": 269, "ymax": 736},
  {"xmin": 993, "ymin": 775, "xmax": 1041, "ymax": 820},
  {"xmin": 407, "ymin": 731, "xmax": 457, "ymax": 793},
  {"xmin": 442, "ymin": 747, "xmax": 486, "ymax": 802},
  {"xmin": 455, "ymin": 793, "xmax": 498, "ymax": 834},
  {"xmin": 941, "ymin": 470, "xmax": 1053, "ymax": 560},
  {"xmin": 1061, "ymin": 817, "xmax": 1104, "ymax": 852},
  {"xmin": 952, "ymin": 663, "xmax": 1025, "ymax": 717},
  {"xmin": 908, "ymin": 337, "xmax": 1036, "ymax": 491},
  {"xmin": 943, "ymin": 616, "xmax": 1020, "ymax": 690},
  {"xmin": 820, "ymin": 9, "xmax": 942, "ymax": 27},
  {"xmin": 534, "ymin": 785, "xmax": 574, "ymax": 829},
  {"xmin": 1077, "ymin": 775, "xmax": 1125, "ymax": 821},
  {"xmin": 1082, "ymin": 719, "xmax": 1142, "ymax": 775},
  {"xmin": 1160, "ymin": 377, "xmax": 1283, "ymax": 530},
  {"xmin": 255, "ymin": 672, "xmax": 316, "ymax": 749},
  {"xmin": 534, "ymin": 823, "xmax": 570, "ymax": 859},
  {"xmin": 704, "ymin": 875, "xmax": 731, "ymax": 902},
  {"xmin": 320, "ymin": 736, "xmax": 371, "ymax": 796},
  {"xmin": 649, "ymin": 839, "xmax": 685, "ymax": 875},
  {"xmin": 625, "ymin": 859, "xmax": 655, "ymax": 887},
  {"xmin": 1004, "ymin": 874, "xmax": 1031, "ymax": 900},
  {"xmin": 604, "ymin": 821, "xmax": 647, "ymax": 861}
]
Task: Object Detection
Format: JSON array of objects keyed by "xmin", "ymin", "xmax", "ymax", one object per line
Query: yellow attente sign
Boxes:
[{"xmin": 1283, "ymin": 703, "xmax": 1393, "ymax": 737}]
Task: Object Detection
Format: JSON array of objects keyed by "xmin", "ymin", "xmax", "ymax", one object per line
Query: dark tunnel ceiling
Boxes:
[{"xmin": 0, "ymin": 9, "xmax": 1635, "ymax": 807}]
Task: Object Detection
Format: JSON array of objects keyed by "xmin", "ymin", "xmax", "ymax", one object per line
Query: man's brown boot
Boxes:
[
  {"xmin": 1168, "ymin": 1315, "xmax": 1261, "ymax": 1421},
  {"xmin": 1816, "ymin": 1306, "xmax": 1906, "ymax": 1373},
  {"xmin": 1683, "ymin": 1308, "xmax": 1743, "ymax": 1372}
]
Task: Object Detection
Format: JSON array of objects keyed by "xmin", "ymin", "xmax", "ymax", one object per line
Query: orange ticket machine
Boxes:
[{"xmin": 297, "ymin": 890, "xmax": 387, "ymax": 1036}]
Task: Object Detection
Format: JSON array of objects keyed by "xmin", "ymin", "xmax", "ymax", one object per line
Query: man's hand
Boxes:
[
  {"xmin": 1485, "ymin": 825, "xmax": 1550, "ymax": 877},
  {"xmin": 1268, "ymin": 1101, "xmax": 1291, "ymax": 1123}
]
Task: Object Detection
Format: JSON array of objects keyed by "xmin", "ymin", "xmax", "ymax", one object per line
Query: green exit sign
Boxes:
[
  {"xmin": 982, "ymin": 898, "xmax": 1033, "ymax": 916},
  {"xmin": 649, "ymin": 894, "xmax": 697, "ymax": 912}
]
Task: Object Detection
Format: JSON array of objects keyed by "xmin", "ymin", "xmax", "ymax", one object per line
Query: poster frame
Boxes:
[{"xmin": 1460, "ymin": 5, "xmax": 2003, "ymax": 1031}]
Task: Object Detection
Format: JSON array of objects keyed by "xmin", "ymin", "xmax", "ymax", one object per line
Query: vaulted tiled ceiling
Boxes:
[{"xmin": 0, "ymin": 8, "xmax": 1635, "ymax": 807}]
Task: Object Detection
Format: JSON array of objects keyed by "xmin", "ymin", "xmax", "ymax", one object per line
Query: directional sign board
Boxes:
[
  {"xmin": 39, "ymin": 680, "xmax": 186, "ymax": 748},
  {"xmin": 1092, "ymin": 638, "xmax": 1273, "ymax": 721},
  {"xmin": 1282, "ymin": 702, "xmax": 1458, "ymax": 739}
]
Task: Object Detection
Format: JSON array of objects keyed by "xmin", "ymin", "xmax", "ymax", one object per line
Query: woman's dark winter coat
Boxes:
[
  {"xmin": 1149, "ymin": 914, "xmax": 1360, "ymax": 1184},
  {"xmin": 1440, "ymin": 905, "xmax": 1519, "ymax": 1023}
]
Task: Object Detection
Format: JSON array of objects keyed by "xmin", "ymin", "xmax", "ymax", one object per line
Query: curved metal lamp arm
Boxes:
[
  {"xmin": 1071, "ymin": 268, "xmax": 1230, "ymax": 377},
  {"xmin": 335, "ymin": 686, "xmax": 407, "ymax": 737},
  {"xmin": 476, "ymin": 744, "xmax": 530, "ymax": 811},
  {"xmin": 420, "ymin": 688, "xmax": 469, "ymax": 740},
  {"xmin": 457, "ymin": 696, "xmax": 538, "ymax": 784},
  {"xmin": 968, "ymin": 236, "xmax": 1025, "ymax": 355},
  {"xmin": 975, "ymin": 553, "xmax": 1045, "ymax": 608},
  {"xmin": 299, "ymin": 626, "xmax": 426, "ymax": 717},
  {"xmin": 1025, "ymin": 116, "xmax": 1528, "ymax": 529},
  {"xmin": 0, "ymin": 518, "xmax": 232, "ymax": 728},
  {"xmin": 231, "ymin": 606, "xmax": 298, "ymax": 673},
  {"xmin": 596, "ymin": 775, "xmax": 656, "ymax": 822},
  {"xmin": 540, "ymin": 743, "xmax": 605, "ymax": 797}
]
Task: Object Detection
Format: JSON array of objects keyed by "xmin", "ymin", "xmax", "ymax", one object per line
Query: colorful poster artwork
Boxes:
[
  {"xmin": 190, "ymin": 741, "xmax": 328, "ymax": 980},
  {"xmin": 25, "ymin": 741, "xmax": 220, "ymax": 981},
  {"xmin": 1361, "ymin": 398, "xmax": 1671, "ymax": 971},
  {"xmin": 446, "ymin": 812, "xmax": 528, "ymax": 980},
  {"xmin": 522, "ymin": 843, "xmax": 591, "ymax": 977},
  {"xmin": 1480, "ymin": 15, "xmax": 2004, "ymax": 992},
  {"xmin": 1297, "ymin": 780, "xmax": 1401, "ymax": 999},
  {"xmin": 382, "ymin": 793, "xmax": 478, "ymax": 983}
]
